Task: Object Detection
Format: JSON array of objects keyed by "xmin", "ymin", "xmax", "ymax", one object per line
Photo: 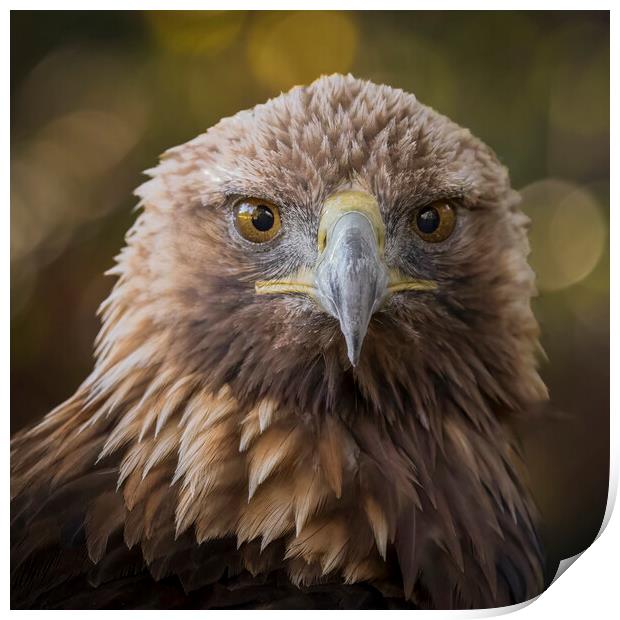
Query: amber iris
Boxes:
[
  {"xmin": 413, "ymin": 201, "xmax": 456, "ymax": 242},
  {"xmin": 234, "ymin": 198, "xmax": 282, "ymax": 243}
]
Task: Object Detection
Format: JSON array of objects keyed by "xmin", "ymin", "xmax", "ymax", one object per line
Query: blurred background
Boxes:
[{"xmin": 10, "ymin": 11, "xmax": 609, "ymax": 587}]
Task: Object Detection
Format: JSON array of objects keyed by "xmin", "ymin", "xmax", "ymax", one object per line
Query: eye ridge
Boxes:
[
  {"xmin": 412, "ymin": 200, "xmax": 456, "ymax": 243},
  {"xmin": 234, "ymin": 198, "xmax": 282, "ymax": 243}
]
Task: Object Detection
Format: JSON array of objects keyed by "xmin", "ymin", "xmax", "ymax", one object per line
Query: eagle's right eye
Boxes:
[{"xmin": 234, "ymin": 198, "xmax": 282, "ymax": 243}]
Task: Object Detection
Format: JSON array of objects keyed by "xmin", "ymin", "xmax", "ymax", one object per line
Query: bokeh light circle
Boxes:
[
  {"xmin": 247, "ymin": 11, "xmax": 358, "ymax": 93},
  {"xmin": 520, "ymin": 179, "xmax": 606, "ymax": 292},
  {"xmin": 146, "ymin": 11, "xmax": 245, "ymax": 56}
]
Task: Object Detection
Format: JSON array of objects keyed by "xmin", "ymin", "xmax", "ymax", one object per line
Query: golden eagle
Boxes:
[{"xmin": 11, "ymin": 74, "xmax": 547, "ymax": 609}]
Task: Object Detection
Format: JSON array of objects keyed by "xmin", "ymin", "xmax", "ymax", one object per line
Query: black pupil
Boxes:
[
  {"xmin": 416, "ymin": 207, "xmax": 440, "ymax": 234},
  {"xmin": 252, "ymin": 205, "xmax": 274, "ymax": 231}
]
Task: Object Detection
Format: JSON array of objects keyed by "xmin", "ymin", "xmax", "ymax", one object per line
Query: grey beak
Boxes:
[{"xmin": 315, "ymin": 211, "xmax": 389, "ymax": 366}]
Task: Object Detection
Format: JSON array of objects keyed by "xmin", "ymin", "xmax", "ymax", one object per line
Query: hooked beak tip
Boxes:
[{"xmin": 344, "ymin": 330, "xmax": 363, "ymax": 367}]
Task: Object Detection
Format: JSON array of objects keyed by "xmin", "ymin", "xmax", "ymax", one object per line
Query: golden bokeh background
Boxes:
[{"xmin": 10, "ymin": 11, "xmax": 609, "ymax": 585}]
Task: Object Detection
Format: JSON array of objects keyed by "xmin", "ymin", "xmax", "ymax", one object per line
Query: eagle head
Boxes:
[{"xmin": 125, "ymin": 73, "xmax": 545, "ymax": 420}]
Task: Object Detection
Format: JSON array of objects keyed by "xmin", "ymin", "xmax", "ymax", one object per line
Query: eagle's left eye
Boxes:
[
  {"xmin": 412, "ymin": 200, "xmax": 456, "ymax": 243},
  {"xmin": 234, "ymin": 198, "xmax": 282, "ymax": 243}
]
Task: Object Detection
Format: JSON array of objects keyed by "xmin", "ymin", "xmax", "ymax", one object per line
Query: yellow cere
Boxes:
[{"xmin": 317, "ymin": 190, "xmax": 385, "ymax": 253}]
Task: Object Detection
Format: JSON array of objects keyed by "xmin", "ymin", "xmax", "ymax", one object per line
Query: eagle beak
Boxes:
[
  {"xmin": 254, "ymin": 189, "xmax": 438, "ymax": 366},
  {"xmin": 314, "ymin": 191, "xmax": 389, "ymax": 366}
]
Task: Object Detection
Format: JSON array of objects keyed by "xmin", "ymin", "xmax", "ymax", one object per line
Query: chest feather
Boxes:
[{"xmin": 120, "ymin": 388, "xmax": 389, "ymax": 585}]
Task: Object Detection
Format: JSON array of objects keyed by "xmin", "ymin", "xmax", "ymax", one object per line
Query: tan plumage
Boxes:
[{"xmin": 11, "ymin": 74, "xmax": 547, "ymax": 609}]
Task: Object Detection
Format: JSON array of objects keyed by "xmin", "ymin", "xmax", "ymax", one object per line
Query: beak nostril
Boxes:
[{"xmin": 317, "ymin": 229, "xmax": 328, "ymax": 254}]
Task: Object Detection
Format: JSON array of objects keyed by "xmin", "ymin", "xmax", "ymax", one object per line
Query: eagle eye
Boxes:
[
  {"xmin": 412, "ymin": 200, "xmax": 456, "ymax": 243},
  {"xmin": 234, "ymin": 198, "xmax": 281, "ymax": 243}
]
